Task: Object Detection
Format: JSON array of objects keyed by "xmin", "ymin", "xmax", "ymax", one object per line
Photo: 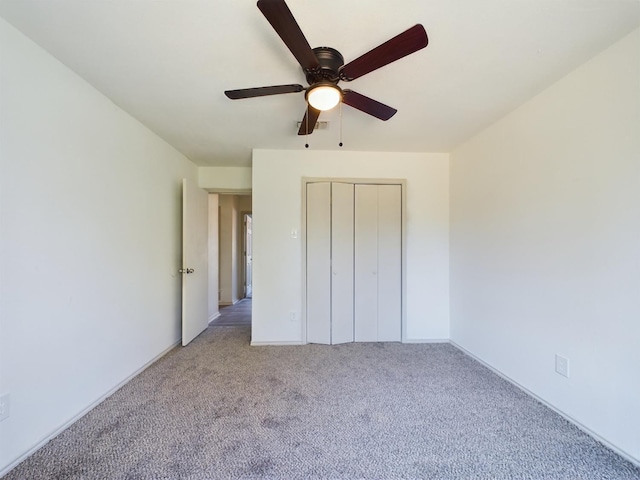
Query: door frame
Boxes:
[
  {"xmin": 203, "ymin": 189, "xmax": 251, "ymax": 326},
  {"xmin": 301, "ymin": 177, "xmax": 408, "ymax": 344}
]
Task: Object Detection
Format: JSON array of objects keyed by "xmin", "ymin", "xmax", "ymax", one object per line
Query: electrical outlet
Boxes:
[
  {"xmin": 0, "ymin": 393, "xmax": 10, "ymax": 422},
  {"xmin": 289, "ymin": 311, "xmax": 297, "ymax": 322},
  {"xmin": 555, "ymin": 355, "xmax": 570, "ymax": 378}
]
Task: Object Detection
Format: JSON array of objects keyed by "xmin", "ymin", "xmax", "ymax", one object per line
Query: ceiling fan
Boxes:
[{"xmin": 224, "ymin": 0, "xmax": 429, "ymax": 135}]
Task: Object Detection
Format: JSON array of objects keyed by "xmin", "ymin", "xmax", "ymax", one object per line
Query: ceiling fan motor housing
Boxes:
[{"xmin": 306, "ymin": 47, "xmax": 344, "ymax": 85}]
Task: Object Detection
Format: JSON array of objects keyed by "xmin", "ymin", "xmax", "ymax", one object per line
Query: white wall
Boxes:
[
  {"xmin": 237, "ymin": 195, "xmax": 252, "ymax": 213},
  {"xmin": 207, "ymin": 194, "xmax": 220, "ymax": 322},
  {"xmin": 450, "ymin": 28, "xmax": 640, "ymax": 463},
  {"xmin": 0, "ymin": 18, "xmax": 197, "ymax": 473},
  {"xmin": 199, "ymin": 167, "xmax": 252, "ymax": 193},
  {"xmin": 252, "ymin": 149, "xmax": 450, "ymax": 344}
]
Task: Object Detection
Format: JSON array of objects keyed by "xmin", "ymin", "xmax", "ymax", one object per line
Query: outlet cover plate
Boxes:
[
  {"xmin": 0, "ymin": 393, "xmax": 10, "ymax": 422},
  {"xmin": 555, "ymin": 354, "xmax": 570, "ymax": 378}
]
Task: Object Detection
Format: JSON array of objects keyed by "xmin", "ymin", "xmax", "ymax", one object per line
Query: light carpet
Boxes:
[{"xmin": 4, "ymin": 326, "xmax": 639, "ymax": 479}]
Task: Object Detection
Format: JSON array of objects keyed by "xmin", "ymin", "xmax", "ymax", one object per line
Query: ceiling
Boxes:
[{"xmin": 1, "ymin": 1, "xmax": 639, "ymax": 167}]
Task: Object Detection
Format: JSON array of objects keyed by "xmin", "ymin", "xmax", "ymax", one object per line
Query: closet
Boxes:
[{"xmin": 305, "ymin": 181, "xmax": 402, "ymax": 344}]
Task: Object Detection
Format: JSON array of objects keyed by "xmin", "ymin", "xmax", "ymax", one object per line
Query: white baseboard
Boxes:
[
  {"xmin": 0, "ymin": 341, "xmax": 180, "ymax": 478},
  {"xmin": 218, "ymin": 301, "xmax": 239, "ymax": 307},
  {"xmin": 251, "ymin": 339, "xmax": 450, "ymax": 346},
  {"xmin": 450, "ymin": 341, "xmax": 640, "ymax": 468},
  {"xmin": 252, "ymin": 340, "xmax": 451, "ymax": 346},
  {"xmin": 219, "ymin": 298, "xmax": 243, "ymax": 307},
  {"xmin": 403, "ymin": 338, "xmax": 449, "ymax": 344},
  {"xmin": 207, "ymin": 312, "xmax": 221, "ymax": 324}
]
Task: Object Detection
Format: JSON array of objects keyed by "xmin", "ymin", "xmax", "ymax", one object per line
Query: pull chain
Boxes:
[
  {"xmin": 339, "ymin": 101, "xmax": 343, "ymax": 147},
  {"xmin": 305, "ymin": 106, "xmax": 309, "ymax": 148}
]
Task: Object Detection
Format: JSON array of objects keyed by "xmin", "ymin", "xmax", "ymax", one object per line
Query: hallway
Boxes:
[{"xmin": 210, "ymin": 298, "xmax": 252, "ymax": 326}]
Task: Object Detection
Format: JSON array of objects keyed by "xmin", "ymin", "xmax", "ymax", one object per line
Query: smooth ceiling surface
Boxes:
[{"xmin": 1, "ymin": 1, "xmax": 639, "ymax": 167}]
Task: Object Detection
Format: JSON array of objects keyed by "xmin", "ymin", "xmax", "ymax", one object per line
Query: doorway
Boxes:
[
  {"xmin": 217, "ymin": 194, "xmax": 252, "ymax": 306},
  {"xmin": 209, "ymin": 193, "xmax": 252, "ymax": 327}
]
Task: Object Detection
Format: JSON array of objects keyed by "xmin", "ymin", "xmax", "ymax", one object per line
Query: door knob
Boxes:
[{"xmin": 179, "ymin": 268, "xmax": 194, "ymax": 274}]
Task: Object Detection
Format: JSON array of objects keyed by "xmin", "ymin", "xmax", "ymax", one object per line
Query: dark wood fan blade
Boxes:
[
  {"xmin": 298, "ymin": 105, "xmax": 321, "ymax": 135},
  {"xmin": 257, "ymin": 0, "xmax": 319, "ymax": 71},
  {"xmin": 225, "ymin": 84, "xmax": 304, "ymax": 99},
  {"xmin": 342, "ymin": 90, "xmax": 397, "ymax": 120},
  {"xmin": 340, "ymin": 24, "xmax": 428, "ymax": 81}
]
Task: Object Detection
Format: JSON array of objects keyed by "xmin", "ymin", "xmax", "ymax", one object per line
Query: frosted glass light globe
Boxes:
[{"xmin": 307, "ymin": 85, "xmax": 342, "ymax": 111}]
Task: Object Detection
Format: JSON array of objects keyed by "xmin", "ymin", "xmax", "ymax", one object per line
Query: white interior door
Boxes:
[
  {"xmin": 306, "ymin": 182, "xmax": 331, "ymax": 344},
  {"xmin": 182, "ymin": 178, "xmax": 209, "ymax": 346},
  {"xmin": 354, "ymin": 185, "xmax": 379, "ymax": 342},
  {"xmin": 244, "ymin": 214, "xmax": 253, "ymax": 298},
  {"xmin": 331, "ymin": 183, "xmax": 355, "ymax": 344},
  {"xmin": 377, "ymin": 185, "xmax": 402, "ymax": 341},
  {"xmin": 354, "ymin": 184, "xmax": 402, "ymax": 342}
]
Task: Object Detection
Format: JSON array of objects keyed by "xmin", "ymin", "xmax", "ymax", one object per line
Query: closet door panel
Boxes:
[
  {"xmin": 331, "ymin": 183, "xmax": 355, "ymax": 344},
  {"xmin": 377, "ymin": 185, "xmax": 402, "ymax": 341},
  {"xmin": 306, "ymin": 182, "xmax": 331, "ymax": 344},
  {"xmin": 354, "ymin": 185, "xmax": 378, "ymax": 342}
]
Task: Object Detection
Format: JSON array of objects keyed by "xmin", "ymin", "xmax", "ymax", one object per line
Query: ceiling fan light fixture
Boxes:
[{"xmin": 306, "ymin": 83, "xmax": 342, "ymax": 111}]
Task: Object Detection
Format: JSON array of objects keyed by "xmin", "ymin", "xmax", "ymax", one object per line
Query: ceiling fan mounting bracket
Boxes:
[{"xmin": 305, "ymin": 47, "xmax": 344, "ymax": 85}]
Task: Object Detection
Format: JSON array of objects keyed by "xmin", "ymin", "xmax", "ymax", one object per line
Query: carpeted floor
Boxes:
[
  {"xmin": 210, "ymin": 298, "xmax": 252, "ymax": 326},
  {"xmin": 4, "ymin": 326, "xmax": 639, "ymax": 479}
]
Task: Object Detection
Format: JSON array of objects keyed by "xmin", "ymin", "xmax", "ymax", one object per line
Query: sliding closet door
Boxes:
[
  {"xmin": 331, "ymin": 183, "xmax": 354, "ymax": 344},
  {"xmin": 354, "ymin": 184, "xmax": 402, "ymax": 342},
  {"xmin": 306, "ymin": 182, "xmax": 331, "ymax": 344},
  {"xmin": 377, "ymin": 185, "xmax": 402, "ymax": 341}
]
